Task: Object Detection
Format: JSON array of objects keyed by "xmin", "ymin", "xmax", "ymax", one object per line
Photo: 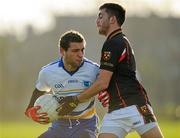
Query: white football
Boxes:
[{"xmin": 34, "ymin": 93, "xmax": 60, "ymax": 122}]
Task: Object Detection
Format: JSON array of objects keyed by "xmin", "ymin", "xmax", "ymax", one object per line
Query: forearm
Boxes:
[
  {"xmin": 57, "ymin": 70, "xmax": 112, "ymax": 116},
  {"xmin": 77, "ymin": 79, "xmax": 107, "ymax": 102},
  {"xmin": 26, "ymin": 88, "xmax": 46, "ymax": 109}
]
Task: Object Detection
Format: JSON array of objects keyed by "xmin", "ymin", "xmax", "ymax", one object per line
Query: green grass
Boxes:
[
  {"xmin": 0, "ymin": 119, "xmax": 179, "ymax": 138},
  {"xmin": 0, "ymin": 121, "xmax": 50, "ymax": 138}
]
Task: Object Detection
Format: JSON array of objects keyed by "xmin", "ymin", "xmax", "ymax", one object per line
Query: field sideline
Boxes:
[{"xmin": 0, "ymin": 119, "xmax": 179, "ymax": 138}]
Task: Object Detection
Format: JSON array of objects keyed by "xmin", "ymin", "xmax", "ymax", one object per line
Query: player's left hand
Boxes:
[
  {"xmin": 57, "ymin": 96, "xmax": 79, "ymax": 116},
  {"xmin": 98, "ymin": 91, "xmax": 110, "ymax": 107}
]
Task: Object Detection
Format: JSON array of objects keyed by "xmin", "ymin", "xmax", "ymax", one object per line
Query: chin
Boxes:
[
  {"xmin": 98, "ymin": 31, "xmax": 103, "ymax": 35},
  {"xmin": 99, "ymin": 30, "xmax": 106, "ymax": 35},
  {"xmin": 77, "ymin": 61, "xmax": 82, "ymax": 66}
]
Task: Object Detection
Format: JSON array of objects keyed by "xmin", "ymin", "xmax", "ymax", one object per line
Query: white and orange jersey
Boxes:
[{"xmin": 36, "ymin": 58, "xmax": 99, "ymax": 119}]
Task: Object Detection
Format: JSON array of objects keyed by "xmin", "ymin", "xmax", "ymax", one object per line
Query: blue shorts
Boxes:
[{"xmin": 38, "ymin": 115, "xmax": 98, "ymax": 138}]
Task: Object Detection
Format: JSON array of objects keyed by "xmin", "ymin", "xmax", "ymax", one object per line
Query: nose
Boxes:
[
  {"xmin": 96, "ymin": 18, "xmax": 99, "ymax": 26},
  {"xmin": 78, "ymin": 51, "xmax": 84, "ymax": 58}
]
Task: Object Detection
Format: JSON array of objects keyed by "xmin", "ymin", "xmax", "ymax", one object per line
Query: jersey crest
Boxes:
[{"xmin": 103, "ymin": 51, "xmax": 111, "ymax": 61}]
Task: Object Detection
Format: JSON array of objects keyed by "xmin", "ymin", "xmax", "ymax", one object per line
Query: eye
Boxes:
[
  {"xmin": 98, "ymin": 13, "xmax": 103, "ymax": 19},
  {"xmin": 73, "ymin": 49, "xmax": 79, "ymax": 52},
  {"xmin": 81, "ymin": 48, "xmax": 85, "ymax": 53}
]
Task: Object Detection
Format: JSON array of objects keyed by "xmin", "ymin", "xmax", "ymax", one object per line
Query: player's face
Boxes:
[
  {"xmin": 62, "ymin": 42, "xmax": 85, "ymax": 71},
  {"xmin": 96, "ymin": 9, "xmax": 111, "ymax": 36}
]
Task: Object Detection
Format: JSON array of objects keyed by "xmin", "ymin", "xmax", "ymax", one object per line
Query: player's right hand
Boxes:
[
  {"xmin": 25, "ymin": 106, "xmax": 50, "ymax": 124},
  {"xmin": 98, "ymin": 91, "xmax": 110, "ymax": 107},
  {"xmin": 57, "ymin": 96, "xmax": 79, "ymax": 116}
]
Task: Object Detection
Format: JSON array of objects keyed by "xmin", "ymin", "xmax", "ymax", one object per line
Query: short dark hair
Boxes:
[
  {"xmin": 59, "ymin": 30, "xmax": 86, "ymax": 51},
  {"xmin": 99, "ymin": 3, "xmax": 126, "ymax": 26}
]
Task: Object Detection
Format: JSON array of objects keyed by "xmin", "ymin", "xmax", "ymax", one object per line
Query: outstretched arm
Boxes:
[
  {"xmin": 58, "ymin": 69, "xmax": 113, "ymax": 116},
  {"xmin": 77, "ymin": 69, "xmax": 112, "ymax": 102}
]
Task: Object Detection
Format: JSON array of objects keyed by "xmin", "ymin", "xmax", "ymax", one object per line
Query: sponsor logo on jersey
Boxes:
[
  {"xmin": 55, "ymin": 83, "xmax": 64, "ymax": 88},
  {"xmin": 68, "ymin": 79, "xmax": 78, "ymax": 83},
  {"xmin": 83, "ymin": 81, "xmax": 91, "ymax": 87}
]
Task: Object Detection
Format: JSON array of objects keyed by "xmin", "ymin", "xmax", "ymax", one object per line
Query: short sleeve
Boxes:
[
  {"xmin": 35, "ymin": 69, "xmax": 51, "ymax": 92},
  {"xmin": 100, "ymin": 40, "xmax": 126, "ymax": 72}
]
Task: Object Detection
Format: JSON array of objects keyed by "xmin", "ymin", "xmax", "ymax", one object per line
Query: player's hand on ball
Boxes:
[
  {"xmin": 25, "ymin": 105, "xmax": 50, "ymax": 124},
  {"xmin": 57, "ymin": 96, "xmax": 79, "ymax": 116},
  {"xmin": 98, "ymin": 91, "xmax": 110, "ymax": 107}
]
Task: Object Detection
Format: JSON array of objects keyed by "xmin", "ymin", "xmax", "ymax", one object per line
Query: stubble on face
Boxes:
[
  {"xmin": 98, "ymin": 24, "xmax": 109, "ymax": 36},
  {"xmin": 96, "ymin": 9, "xmax": 110, "ymax": 36},
  {"xmin": 63, "ymin": 42, "xmax": 84, "ymax": 72}
]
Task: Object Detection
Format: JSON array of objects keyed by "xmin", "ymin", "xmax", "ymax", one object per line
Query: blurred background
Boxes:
[{"xmin": 0, "ymin": 0, "xmax": 180, "ymax": 137}]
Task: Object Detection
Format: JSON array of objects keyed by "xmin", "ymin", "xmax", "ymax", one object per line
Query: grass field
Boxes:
[{"xmin": 0, "ymin": 119, "xmax": 179, "ymax": 138}]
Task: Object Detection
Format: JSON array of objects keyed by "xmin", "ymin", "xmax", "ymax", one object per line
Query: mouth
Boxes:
[
  {"xmin": 77, "ymin": 59, "xmax": 83, "ymax": 63},
  {"xmin": 97, "ymin": 25, "xmax": 101, "ymax": 28}
]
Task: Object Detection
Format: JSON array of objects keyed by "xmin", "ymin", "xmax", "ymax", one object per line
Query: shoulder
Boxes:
[
  {"xmin": 104, "ymin": 33, "xmax": 130, "ymax": 50},
  {"xmin": 40, "ymin": 59, "xmax": 61, "ymax": 73},
  {"xmin": 83, "ymin": 58, "xmax": 99, "ymax": 68}
]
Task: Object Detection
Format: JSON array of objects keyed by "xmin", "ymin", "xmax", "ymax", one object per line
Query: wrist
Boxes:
[
  {"xmin": 25, "ymin": 108, "xmax": 30, "ymax": 117},
  {"xmin": 77, "ymin": 95, "xmax": 85, "ymax": 103},
  {"xmin": 73, "ymin": 95, "xmax": 80, "ymax": 104}
]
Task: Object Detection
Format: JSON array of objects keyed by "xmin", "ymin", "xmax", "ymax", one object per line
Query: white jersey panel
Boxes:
[{"xmin": 35, "ymin": 58, "xmax": 99, "ymax": 119}]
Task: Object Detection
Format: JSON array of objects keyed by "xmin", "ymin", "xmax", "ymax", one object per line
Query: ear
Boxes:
[
  {"xmin": 60, "ymin": 47, "xmax": 65, "ymax": 56},
  {"xmin": 109, "ymin": 16, "xmax": 116, "ymax": 24}
]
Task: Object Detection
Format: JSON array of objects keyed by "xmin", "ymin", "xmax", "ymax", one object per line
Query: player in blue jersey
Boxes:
[
  {"xmin": 57, "ymin": 3, "xmax": 164, "ymax": 138},
  {"xmin": 25, "ymin": 30, "xmax": 100, "ymax": 138}
]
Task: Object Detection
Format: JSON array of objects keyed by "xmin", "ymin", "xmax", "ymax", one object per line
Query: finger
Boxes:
[
  {"xmin": 102, "ymin": 104, "xmax": 108, "ymax": 107},
  {"xmin": 38, "ymin": 112, "xmax": 48, "ymax": 117},
  {"xmin": 100, "ymin": 92, "xmax": 107, "ymax": 97},
  {"xmin": 98, "ymin": 92, "xmax": 105, "ymax": 98},
  {"xmin": 98, "ymin": 92, "xmax": 109, "ymax": 100},
  {"xmin": 102, "ymin": 99, "xmax": 109, "ymax": 107},
  {"xmin": 102, "ymin": 96, "xmax": 109, "ymax": 101},
  {"xmin": 34, "ymin": 105, "xmax": 41, "ymax": 110},
  {"xmin": 38, "ymin": 119, "xmax": 50, "ymax": 124},
  {"xmin": 102, "ymin": 97, "xmax": 109, "ymax": 102},
  {"xmin": 36, "ymin": 116, "xmax": 50, "ymax": 123},
  {"xmin": 99, "ymin": 96, "xmax": 109, "ymax": 103},
  {"xmin": 102, "ymin": 101, "xmax": 109, "ymax": 107}
]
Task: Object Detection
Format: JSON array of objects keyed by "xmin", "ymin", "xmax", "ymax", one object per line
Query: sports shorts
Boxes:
[
  {"xmin": 38, "ymin": 115, "xmax": 98, "ymax": 138},
  {"xmin": 99, "ymin": 104, "xmax": 158, "ymax": 138}
]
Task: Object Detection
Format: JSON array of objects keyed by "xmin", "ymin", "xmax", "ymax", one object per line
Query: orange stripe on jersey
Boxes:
[
  {"xmin": 137, "ymin": 82, "xmax": 148, "ymax": 104},
  {"xmin": 115, "ymin": 82, "xmax": 127, "ymax": 107}
]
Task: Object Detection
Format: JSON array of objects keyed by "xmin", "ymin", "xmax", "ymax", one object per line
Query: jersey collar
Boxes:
[
  {"xmin": 107, "ymin": 28, "xmax": 122, "ymax": 40},
  {"xmin": 58, "ymin": 57, "xmax": 84, "ymax": 76}
]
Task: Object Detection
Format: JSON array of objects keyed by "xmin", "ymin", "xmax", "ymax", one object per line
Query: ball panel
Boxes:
[{"xmin": 34, "ymin": 94, "xmax": 60, "ymax": 122}]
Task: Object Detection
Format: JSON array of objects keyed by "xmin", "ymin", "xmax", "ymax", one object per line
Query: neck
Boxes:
[
  {"xmin": 106, "ymin": 27, "xmax": 122, "ymax": 40},
  {"xmin": 106, "ymin": 26, "xmax": 121, "ymax": 37},
  {"xmin": 63, "ymin": 59, "xmax": 77, "ymax": 72}
]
